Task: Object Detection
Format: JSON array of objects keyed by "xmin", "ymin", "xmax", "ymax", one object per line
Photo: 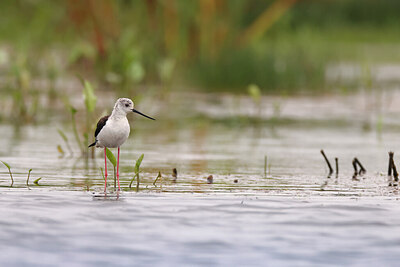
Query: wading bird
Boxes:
[{"xmin": 89, "ymin": 98, "xmax": 155, "ymax": 192}]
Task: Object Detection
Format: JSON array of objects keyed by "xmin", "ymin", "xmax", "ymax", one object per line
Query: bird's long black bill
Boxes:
[{"xmin": 132, "ymin": 108, "xmax": 155, "ymax": 120}]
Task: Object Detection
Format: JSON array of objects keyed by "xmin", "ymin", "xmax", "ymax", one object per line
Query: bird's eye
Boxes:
[{"xmin": 125, "ymin": 104, "xmax": 129, "ymax": 107}]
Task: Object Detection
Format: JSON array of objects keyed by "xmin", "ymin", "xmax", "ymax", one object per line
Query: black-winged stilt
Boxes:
[{"xmin": 88, "ymin": 98, "xmax": 155, "ymax": 192}]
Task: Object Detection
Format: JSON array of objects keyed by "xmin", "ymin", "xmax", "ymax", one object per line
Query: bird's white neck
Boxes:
[{"xmin": 110, "ymin": 105, "xmax": 128, "ymax": 120}]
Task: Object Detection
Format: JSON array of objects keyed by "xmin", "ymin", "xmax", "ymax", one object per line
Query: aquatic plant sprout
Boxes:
[
  {"xmin": 1, "ymin": 161, "xmax": 13, "ymax": 187},
  {"xmin": 134, "ymin": 154, "xmax": 144, "ymax": 174},
  {"xmin": 129, "ymin": 154, "xmax": 144, "ymax": 191},
  {"xmin": 26, "ymin": 168, "xmax": 32, "ymax": 187},
  {"xmin": 105, "ymin": 148, "xmax": 116, "ymax": 167},
  {"xmin": 33, "ymin": 177, "xmax": 41, "ymax": 186},
  {"xmin": 82, "ymin": 80, "xmax": 97, "ymax": 113},
  {"xmin": 153, "ymin": 171, "xmax": 162, "ymax": 190}
]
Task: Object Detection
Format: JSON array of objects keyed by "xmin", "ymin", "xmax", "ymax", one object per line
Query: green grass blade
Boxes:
[
  {"xmin": 57, "ymin": 129, "xmax": 68, "ymax": 142},
  {"xmin": 57, "ymin": 145, "xmax": 65, "ymax": 155},
  {"xmin": 26, "ymin": 168, "xmax": 32, "ymax": 186},
  {"xmin": 83, "ymin": 80, "xmax": 97, "ymax": 113},
  {"xmin": 136, "ymin": 172, "xmax": 140, "ymax": 192},
  {"xmin": 1, "ymin": 161, "xmax": 10, "ymax": 170},
  {"xmin": 1, "ymin": 161, "xmax": 13, "ymax": 186},
  {"xmin": 33, "ymin": 177, "xmax": 42, "ymax": 185},
  {"xmin": 106, "ymin": 148, "xmax": 117, "ymax": 167},
  {"xmin": 70, "ymin": 106, "xmax": 77, "ymax": 115},
  {"xmin": 129, "ymin": 173, "xmax": 137, "ymax": 189},
  {"xmin": 134, "ymin": 154, "xmax": 144, "ymax": 173},
  {"xmin": 248, "ymin": 84, "xmax": 261, "ymax": 103},
  {"xmin": 153, "ymin": 171, "xmax": 162, "ymax": 186}
]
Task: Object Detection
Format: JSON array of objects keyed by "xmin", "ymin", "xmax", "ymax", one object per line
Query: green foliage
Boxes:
[
  {"xmin": 1, "ymin": 0, "xmax": 400, "ymax": 112},
  {"xmin": 57, "ymin": 129, "xmax": 68, "ymax": 142},
  {"xmin": 57, "ymin": 128, "xmax": 73, "ymax": 156},
  {"xmin": 130, "ymin": 154, "xmax": 144, "ymax": 191},
  {"xmin": 106, "ymin": 148, "xmax": 117, "ymax": 167},
  {"xmin": 33, "ymin": 177, "xmax": 42, "ymax": 186},
  {"xmin": 1, "ymin": 161, "xmax": 13, "ymax": 187},
  {"xmin": 1, "ymin": 161, "xmax": 10, "ymax": 170},
  {"xmin": 153, "ymin": 171, "xmax": 162, "ymax": 190},
  {"xmin": 134, "ymin": 154, "xmax": 144, "ymax": 173},
  {"xmin": 82, "ymin": 80, "xmax": 97, "ymax": 113},
  {"xmin": 248, "ymin": 84, "xmax": 261, "ymax": 103},
  {"xmin": 70, "ymin": 106, "xmax": 77, "ymax": 115},
  {"xmin": 57, "ymin": 145, "xmax": 64, "ymax": 156},
  {"xmin": 26, "ymin": 168, "xmax": 32, "ymax": 186},
  {"xmin": 158, "ymin": 58, "xmax": 176, "ymax": 83}
]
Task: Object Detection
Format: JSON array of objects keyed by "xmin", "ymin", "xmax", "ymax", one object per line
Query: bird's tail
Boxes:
[{"xmin": 88, "ymin": 141, "xmax": 97, "ymax": 148}]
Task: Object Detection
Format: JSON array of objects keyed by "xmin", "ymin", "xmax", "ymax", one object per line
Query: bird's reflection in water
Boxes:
[{"xmin": 92, "ymin": 191, "xmax": 121, "ymax": 201}]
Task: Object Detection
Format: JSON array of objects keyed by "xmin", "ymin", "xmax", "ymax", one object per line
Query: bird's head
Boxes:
[
  {"xmin": 117, "ymin": 98, "xmax": 134, "ymax": 113},
  {"xmin": 116, "ymin": 98, "xmax": 155, "ymax": 120}
]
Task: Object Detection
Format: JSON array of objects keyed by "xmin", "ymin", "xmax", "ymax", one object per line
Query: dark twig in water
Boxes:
[
  {"xmin": 136, "ymin": 173, "xmax": 140, "ymax": 192},
  {"xmin": 392, "ymin": 158, "xmax": 399, "ymax": 183},
  {"xmin": 172, "ymin": 168, "xmax": 177, "ymax": 182},
  {"xmin": 388, "ymin": 152, "xmax": 394, "ymax": 177},
  {"xmin": 264, "ymin": 155, "xmax": 267, "ymax": 178},
  {"xmin": 335, "ymin": 157, "xmax": 339, "ymax": 176},
  {"xmin": 352, "ymin": 159, "xmax": 358, "ymax": 180},
  {"xmin": 113, "ymin": 166, "xmax": 117, "ymax": 190},
  {"xmin": 320, "ymin": 150, "xmax": 333, "ymax": 175},
  {"xmin": 354, "ymin": 158, "xmax": 366, "ymax": 175}
]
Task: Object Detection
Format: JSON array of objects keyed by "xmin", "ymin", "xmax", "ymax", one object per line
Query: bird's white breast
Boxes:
[{"xmin": 97, "ymin": 117, "xmax": 130, "ymax": 148}]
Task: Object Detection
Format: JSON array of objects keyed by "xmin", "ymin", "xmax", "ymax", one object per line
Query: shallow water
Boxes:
[
  {"xmin": 1, "ymin": 191, "xmax": 400, "ymax": 266},
  {"xmin": 2, "ymin": 92, "xmax": 400, "ymax": 265}
]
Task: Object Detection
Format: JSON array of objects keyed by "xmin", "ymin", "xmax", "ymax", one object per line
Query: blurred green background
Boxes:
[{"xmin": 1, "ymin": 0, "xmax": 400, "ymax": 124}]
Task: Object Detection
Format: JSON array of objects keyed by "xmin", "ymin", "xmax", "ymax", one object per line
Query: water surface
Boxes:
[{"xmin": 1, "ymin": 92, "xmax": 400, "ymax": 266}]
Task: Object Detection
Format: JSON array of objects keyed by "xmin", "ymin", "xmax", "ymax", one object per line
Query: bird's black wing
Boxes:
[
  {"xmin": 89, "ymin": 115, "xmax": 110, "ymax": 147},
  {"xmin": 94, "ymin": 115, "xmax": 110, "ymax": 137}
]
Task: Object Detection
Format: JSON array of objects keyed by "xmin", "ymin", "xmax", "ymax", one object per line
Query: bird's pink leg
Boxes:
[
  {"xmin": 117, "ymin": 146, "xmax": 120, "ymax": 191},
  {"xmin": 104, "ymin": 147, "xmax": 108, "ymax": 192}
]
